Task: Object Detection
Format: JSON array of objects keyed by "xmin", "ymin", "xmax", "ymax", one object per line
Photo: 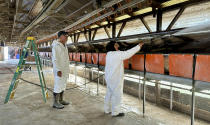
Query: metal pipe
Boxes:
[
  {"xmin": 97, "ymin": 53, "xmax": 99, "ymax": 95},
  {"xmin": 103, "ymin": 74, "xmax": 105, "ymax": 86},
  {"xmin": 84, "ymin": 66, "xmax": 87, "ymax": 88},
  {"xmin": 191, "ymin": 54, "xmax": 197, "ymax": 125},
  {"xmin": 143, "ymin": 79, "xmax": 146, "ymax": 116},
  {"xmin": 74, "ymin": 63, "xmax": 77, "ymax": 84},
  {"xmin": 97, "ymin": 69, "xmax": 99, "ymax": 95},
  {"xmin": 157, "ymin": 8, "xmax": 163, "ymax": 32},
  {"xmin": 170, "ymin": 82, "xmax": 173, "ymax": 110},
  {"xmin": 91, "ymin": 68, "xmax": 94, "ymax": 81},
  {"xmin": 191, "ymin": 86, "xmax": 195, "ymax": 125},
  {"xmin": 143, "ymin": 53, "xmax": 146, "ymax": 116},
  {"xmin": 138, "ymin": 73, "xmax": 141, "ymax": 101}
]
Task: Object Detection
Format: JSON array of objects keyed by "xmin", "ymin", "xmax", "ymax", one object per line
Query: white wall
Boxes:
[
  {"xmin": 0, "ymin": 47, "xmax": 3, "ymax": 61},
  {"xmin": 4, "ymin": 46, "xmax": 8, "ymax": 60}
]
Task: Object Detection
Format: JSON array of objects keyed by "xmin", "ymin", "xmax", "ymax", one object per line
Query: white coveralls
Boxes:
[
  {"xmin": 104, "ymin": 45, "xmax": 140, "ymax": 116},
  {"xmin": 52, "ymin": 40, "xmax": 70, "ymax": 93}
]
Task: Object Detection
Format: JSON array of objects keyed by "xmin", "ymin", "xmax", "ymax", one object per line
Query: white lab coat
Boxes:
[
  {"xmin": 104, "ymin": 45, "xmax": 140, "ymax": 116},
  {"xmin": 52, "ymin": 40, "xmax": 70, "ymax": 93}
]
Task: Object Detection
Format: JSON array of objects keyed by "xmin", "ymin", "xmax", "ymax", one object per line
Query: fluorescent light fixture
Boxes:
[
  {"xmin": 115, "ymin": 14, "xmax": 131, "ymax": 21},
  {"xmin": 133, "ymin": 7, "xmax": 152, "ymax": 16},
  {"xmin": 101, "ymin": 21, "xmax": 108, "ymax": 25},
  {"xmin": 90, "ymin": 24, "xmax": 99, "ymax": 28},
  {"xmin": 162, "ymin": 0, "xmax": 189, "ymax": 8}
]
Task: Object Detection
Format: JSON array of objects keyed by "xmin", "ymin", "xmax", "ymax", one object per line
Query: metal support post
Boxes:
[
  {"xmin": 97, "ymin": 69, "xmax": 99, "ymax": 95},
  {"xmin": 91, "ymin": 68, "xmax": 94, "ymax": 81},
  {"xmin": 191, "ymin": 54, "xmax": 197, "ymax": 125},
  {"xmin": 103, "ymin": 73, "xmax": 105, "ymax": 86},
  {"xmin": 170, "ymin": 82, "xmax": 173, "ymax": 110},
  {"xmin": 138, "ymin": 73, "xmax": 141, "ymax": 101},
  {"xmin": 74, "ymin": 62, "xmax": 77, "ymax": 84},
  {"xmin": 97, "ymin": 53, "xmax": 99, "ymax": 95},
  {"xmin": 157, "ymin": 8, "xmax": 162, "ymax": 32},
  {"xmin": 143, "ymin": 54, "xmax": 146, "ymax": 116},
  {"xmin": 84, "ymin": 66, "xmax": 87, "ymax": 88}
]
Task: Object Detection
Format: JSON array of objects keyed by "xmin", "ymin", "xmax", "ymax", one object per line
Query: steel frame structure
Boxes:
[
  {"xmin": 37, "ymin": 0, "xmax": 210, "ymax": 54},
  {"xmin": 36, "ymin": 1, "xmax": 210, "ymax": 125}
]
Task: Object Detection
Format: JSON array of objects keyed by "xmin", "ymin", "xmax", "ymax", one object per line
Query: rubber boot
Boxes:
[
  {"xmin": 59, "ymin": 91, "xmax": 69, "ymax": 105},
  {"xmin": 53, "ymin": 93, "xmax": 64, "ymax": 109},
  {"xmin": 113, "ymin": 113, "xmax": 125, "ymax": 117}
]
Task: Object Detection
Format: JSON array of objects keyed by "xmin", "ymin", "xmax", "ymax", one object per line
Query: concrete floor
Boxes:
[{"xmin": 0, "ymin": 60, "xmax": 209, "ymax": 125}]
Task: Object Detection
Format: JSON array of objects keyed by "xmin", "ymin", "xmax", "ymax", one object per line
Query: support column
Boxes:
[
  {"xmin": 156, "ymin": 8, "xmax": 162, "ymax": 32},
  {"xmin": 112, "ymin": 23, "xmax": 116, "ymax": 38},
  {"xmin": 155, "ymin": 80, "xmax": 161, "ymax": 105},
  {"xmin": 170, "ymin": 82, "xmax": 173, "ymax": 110},
  {"xmin": 89, "ymin": 30, "xmax": 92, "ymax": 41},
  {"xmin": 191, "ymin": 54, "xmax": 197, "ymax": 125},
  {"xmin": 143, "ymin": 53, "xmax": 146, "ymax": 117},
  {"xmin": 74, "ymin": 62, "xmax": 77, "ymax": 84}
]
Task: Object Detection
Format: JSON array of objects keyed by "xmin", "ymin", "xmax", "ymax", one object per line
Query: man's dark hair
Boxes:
[
  {"xmin": 58, "ymin": 31, "xmax": 68, "ymax": 38},
  {"xmin": 106, "ymin": 41, "xmax": 116, "ymax": 52}
]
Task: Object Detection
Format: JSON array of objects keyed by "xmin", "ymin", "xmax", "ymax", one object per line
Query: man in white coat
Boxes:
[
  {"xmin": 104, "ymin": 41, "xmax": 144, "ymax": 117},
  {"xmin": 52, "ymin": 31, "xmax": 70, "ymax": 109}
]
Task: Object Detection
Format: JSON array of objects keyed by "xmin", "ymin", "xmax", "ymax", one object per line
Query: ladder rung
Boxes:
[
  {"xmin": 17, "ymin": 75, "xmax": 22, "ymax": 79},
  {"xmin": 13, "ymin": 81, "xmax": 19, "ymax": 88},
  {"xmin": 10, "ymin": 85, "xmax": 18, "ymax": 99},
  {"xmin": 15, "ymin": 79, "xmax": 20, "ymax": 82},
  {"xmin": 45, "ymin": 90, "xmax": 48, "ymax": 98},
  {"xmin": 10, "ymin": 91, "xmax": 15, "ymax": 99},
  {"xmin": 11, "ymin": 89, "xmax": 17, "ymax": 93}
]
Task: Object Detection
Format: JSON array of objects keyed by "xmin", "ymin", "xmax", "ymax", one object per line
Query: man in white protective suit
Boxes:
[
  {"xmin": 104, "ymin": 41, "xmax": 144, "ymax": 117},
  {"xmin": 52, "ymin": 31, "xmax": 70, "ymax": 109}
]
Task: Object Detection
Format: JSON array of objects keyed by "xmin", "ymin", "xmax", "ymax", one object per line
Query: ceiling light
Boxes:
[
  {"xmin": 115, "ymin": 14, "xmax": 131, "ymax": 21},
  {"xmin": 90, "ymin": 25, "xmax": 99, "ymax": 28},
  {"xmin": 162, "ymin": 0, "xmax": 189, "ymax": 8},
  {"xmin": 133, "ymin": 7, "xmax": 152, "ymax": 16}
]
